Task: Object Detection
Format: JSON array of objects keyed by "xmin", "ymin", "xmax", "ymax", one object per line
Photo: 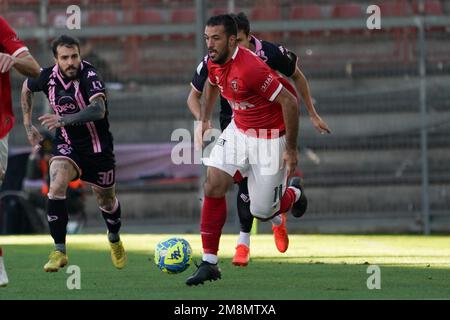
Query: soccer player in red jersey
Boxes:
[
  {"xmin": 186, "ymin": 15, "xmax": 306, "ymax": 286},
  {"xmin": 0, "ymin": 16, "xmax": 41, "ymax": 288},
  {"xmin": 187, "ymin": 12, "xmax": 328, "ymax": 267}
]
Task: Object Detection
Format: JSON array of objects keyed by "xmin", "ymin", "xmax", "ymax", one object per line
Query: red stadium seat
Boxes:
[
  {"xmin": 48, "ymin": 10, "xmax": 69, "ymax": 27},
  {"xmin": 289, "ymin": 5, "xmax": 324, "ymax": 39},
  {"xmin": 250, "ymin": 6, "xmax": 281, "ymax": 21},
  {"xmin": 210, "ymin": 7, "xmax": 230, "ymax": 16},
  {"xmin": 87, "ymin": 10, "xmax": 120, "ymax": 26},
  {"xmin": 7, "ymin": 0, "xmax": 39, "ymax": 4},
  {"xmin": 250, "ymin": 6, "xmax": 282, "ymax": 41},
  {"xmin": 133, "ymin": 9, "xmax": 163, "ymax": 24},
  {"xmin": 169, "ymin": 8, "xmax": 195, "ymax": 40},
  {"xmin": 170, "ymin": 8, "xmax": 195, "ymax": 23},
  {"xmin": 378, "ymin": 1, "xmax": 410, "ymax": 16},
  {"xmin": 4, "ymin": 11, "xmax": 38, "ymax": 28},
  {"xmin": 330, "ymin": 3, "xmax": 364, "ymax": 34},
  {"xmin": 412, "ymin": 0, "xmax": 444, "ymax": 15},
  {"xmin": 331, "ymin": 3, "xmax": 363, "ymax": 18},
  {"xmin": 289, "ymin": 4, "xmax": 323, "ymax": 20}
]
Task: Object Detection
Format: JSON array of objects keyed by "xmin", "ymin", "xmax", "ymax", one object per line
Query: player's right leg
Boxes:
[
  {"xmin": 44, "ymin": 158, "xmax": 78, "ymax": 272},
  {"xmin": 186, "ymin": 166, "xmax": 234, "ymax": 286},
  {"xmin": 232, "ymin": 178, "xmax": 252, "ymax": 267}
]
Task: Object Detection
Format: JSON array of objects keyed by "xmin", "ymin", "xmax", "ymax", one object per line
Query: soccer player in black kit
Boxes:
[
  {"xmin": 187, "ymin": 13, "xmax": 330, "ymax": 267},
  {"xmin": 20, "ymin": 35, "xmax": 126, "ymax": 272}
]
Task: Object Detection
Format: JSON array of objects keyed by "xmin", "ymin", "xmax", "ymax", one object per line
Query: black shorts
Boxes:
[{"xmin": 50, "ymin": 137, "xmax": 116, "ymax": 189}]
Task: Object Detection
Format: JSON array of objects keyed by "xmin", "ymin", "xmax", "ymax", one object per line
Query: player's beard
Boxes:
[
  {"xmin": 61, "ymin": 66, "xmax": 79, "ymax": 80},
  {"xmin": 213, "ymin": 47, "xmax": 230, "ymax": 65}
]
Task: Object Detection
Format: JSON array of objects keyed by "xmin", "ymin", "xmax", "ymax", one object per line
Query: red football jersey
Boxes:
[
  {"xmin": 208, "ymin": 46, "xmax": 297, "ymax": 138},
  {"xmin": 0, "ymin": 16, "xmax": 28, "ymax": 139}
]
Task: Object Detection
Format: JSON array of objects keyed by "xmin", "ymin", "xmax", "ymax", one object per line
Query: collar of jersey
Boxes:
[
  {"xmin": 250, "ymin": 35, "xmax": 263, "ymax": 53},
  {"xmin": 231, "ymin": 46, "xmax": 239, "ymax": 60}
]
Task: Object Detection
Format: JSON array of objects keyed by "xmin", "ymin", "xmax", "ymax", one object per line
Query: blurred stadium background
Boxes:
[{"xmin": 1, "ymin": 0, "xmax": 450, "ymax": 235}]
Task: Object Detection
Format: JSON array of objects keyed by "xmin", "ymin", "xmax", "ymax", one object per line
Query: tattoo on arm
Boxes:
[
  {"xmin": 61, "ymin": 96, "xmax": 106, "ymax": 126},
  {"xmin": 21, "ymin": 85, "xmax": 34, "ymax": 129}
]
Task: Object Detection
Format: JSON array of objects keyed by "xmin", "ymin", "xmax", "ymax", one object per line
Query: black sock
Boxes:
[
  {"xmin": 47, "ymin": 199, "xmax": 69, "ymax": 248},
  {"xmin": 237, "ymin": 178, "xmax": 253, "ymax": 233},
  {"xmin": 101, "ymin": 201, "xmax": 122, "ymax": 241}
]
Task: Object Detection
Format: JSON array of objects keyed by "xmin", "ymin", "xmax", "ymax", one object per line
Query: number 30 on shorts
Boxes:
[{"xmin": 97, "ymin": 170, "xmax": 114, "ymax": 186}]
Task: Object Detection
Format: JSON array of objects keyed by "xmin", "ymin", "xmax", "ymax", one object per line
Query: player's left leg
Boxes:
[
  {"xmin": 246, "ymin": 135, "xmax": 302, "ymax": 253},
  {"xmin": 232, "ymin": 178, "xmax": 253, "ymax": 266},
  {"xmin": 91, "ymin": 185, "xmax": 127, "ymax": 269},
  {"xmin": 0, "ymin": 134, "xmax": 8, "ymax": 186},
  {"xmin": 0, "ymin": 247, "xmax": 8, "ymax": 287},
  {"xmin": 0, "ymin": 136, "xmax": 9, "ymax": 286}
]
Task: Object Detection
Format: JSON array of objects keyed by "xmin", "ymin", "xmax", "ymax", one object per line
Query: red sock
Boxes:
[
  {"xmin": 279, "ymin": 187, "xmax": 296, "ymax": 213},
  {"xmin": 201, "ymin": 196, "xmax": 227, "ymax": 255}
]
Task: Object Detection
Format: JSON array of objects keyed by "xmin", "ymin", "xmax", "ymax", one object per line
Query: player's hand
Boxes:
[
  {"xmin": 311, "ymin": 115, "xmax": 331, "ymax": 134},
  {"xmin": 25, "ymin": 124, "xmax": 43, "ymax": 152},
  {"xmin": 0, "ymin": 53, "xmax": 15, "ymax": 73},
  {"xmin": 282, "ymin": 148, "xmax": 298, "ymax": 177},
  {"xmin": 194, "ymin": 120, "xmax": 213, "ymax": 151},
  {"xmin": 39, "ymin": 114, "xmax": 64, "ymax": 131}
]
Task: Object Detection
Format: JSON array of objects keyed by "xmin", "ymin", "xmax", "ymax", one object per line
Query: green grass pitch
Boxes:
[{"xmin": 1, "ymin": 234, "xmax": 450, "ymax": 299}]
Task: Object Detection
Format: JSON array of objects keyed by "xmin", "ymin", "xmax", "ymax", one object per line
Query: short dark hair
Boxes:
[
  {"xmin": 206, "ymin": 14, "xmax": 238, "ymax": 38},
  {"xmin": 230, "ymin": 12, "xmax": 250, "ymax": 36},
  {"xmin": 51, "ymin": 35, "xmax": 80, "ymax": 57}
]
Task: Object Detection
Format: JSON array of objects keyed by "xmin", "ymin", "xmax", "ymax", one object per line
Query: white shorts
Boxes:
[
  {"xmin": 0, "ymin": 134, "xmax": 8, "ymax": 185},
  {"xmin": 203, "ymin": 120, "xmax": 288, "ymax": 219}
]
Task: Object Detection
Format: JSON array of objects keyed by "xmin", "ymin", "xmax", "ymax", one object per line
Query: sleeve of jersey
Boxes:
[
  {"xmin": 272, "ymin": 44, "xmax": 298, "ymax": 77},
  {"xmin": 81, "ymin": 67, "xmax": 106, "ymax": 102},
  {"xmin": 26, "ymin": 70, "xmax": 45, "ymax": 93},
  {"xmin": 0, "ymin": 17, "xmax": 28, "ymax": 57},
  {"xmin": 247, "ymin": 65, "xmax": 283, "ymax": 102},
  {"xmin": 190, "ymin": 61, "xmax": 208, "ymax": 93}
]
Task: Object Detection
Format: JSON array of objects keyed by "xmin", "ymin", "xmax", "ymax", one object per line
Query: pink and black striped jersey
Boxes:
[{"xmin": 27, "ymin": 61, "xmax": 113, "ymax": 155}]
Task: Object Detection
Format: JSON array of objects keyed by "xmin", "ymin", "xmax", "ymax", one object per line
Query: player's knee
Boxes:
[
  {"xmin": 203, "ymin": 178, "xmax": 227, "ymax": 197},
  {"xmin": 99, "ymin": 196, "xmax": 116, "ymax": 212},
  {"xmin": 48, "ymin": 183, "xmax": 67, "ymax": 199}
]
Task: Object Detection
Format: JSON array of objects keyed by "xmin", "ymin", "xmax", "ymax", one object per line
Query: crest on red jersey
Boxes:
[{"xmin": 231, "ymin": 79, "xmax": 238, "ymax": 92}]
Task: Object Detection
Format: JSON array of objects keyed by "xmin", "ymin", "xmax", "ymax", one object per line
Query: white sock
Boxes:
[
  {"xmin": 271, "ymin": 215, "xmax": 282, "ymax": 226},
  {"xmin": 237, "ymin": 232, "xmax": 250, "ymax": 247},
  {"xmin": 289, "ymin": 186, "xmax": 302, "ymax": 202},
  {"xmin": 203, "ymin": 253, "xmax": 218, "ymax": 264}
]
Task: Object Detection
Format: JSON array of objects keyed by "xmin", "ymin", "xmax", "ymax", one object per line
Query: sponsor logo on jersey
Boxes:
[
  {"xmin": 261, "ymin": 74, "xmax": 274, "ymax": 93},
  {"xmin": 55, "ymin": 96, "xmax": 78, "ymax": 114},
  {"xmin": 57, "ymin": 144, "xmax": 73, "ymax": 155}
]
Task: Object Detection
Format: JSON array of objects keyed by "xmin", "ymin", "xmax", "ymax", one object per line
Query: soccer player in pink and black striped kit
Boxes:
[
  {"xmin": 21, "ymin": 35, "xmax": 127, "ymax": 272},
  {"xmin": 186, "ymin": 14, "xmax": 307, "ymax": 286},
  {"xmin": 0, "ymin": 16, "xmax": 41, "ymax": 287}
]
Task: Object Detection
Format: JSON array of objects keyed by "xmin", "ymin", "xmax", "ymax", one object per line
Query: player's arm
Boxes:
[
  {"xmin": 21, "ymin": 80, "xmax": 42, "ymax": 149},
  {"xmin": 274, "ymin": 87, "xmax": 299, "ymax": 176},
  {"xmin": 187, "ymin": 87, "xmax": 202, "ymax": 120},
  {"xmin": 12, "ymin": 51, "xmax": 40, "ymax": 78},
  {"xmin": 194, "ymin": 80, "xmax": 219, "ymax": 150},
  {"xmin": 290, "ymin": 67, "xmax": 330, "ymax": 134},
  {"xmin": 39, "ymin": 96, "xmax": 106, "ymax": 130},
  {"xmin": 0, "ymin": 51, "xmax": 40, "ymax": 77},
  {"xmin": 201, "ymin": 79, "xmax": 220, "ymax": 122},
  {"xmin": 187, "ymin": 58, "xmax": 209, "ymax": 120}
]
